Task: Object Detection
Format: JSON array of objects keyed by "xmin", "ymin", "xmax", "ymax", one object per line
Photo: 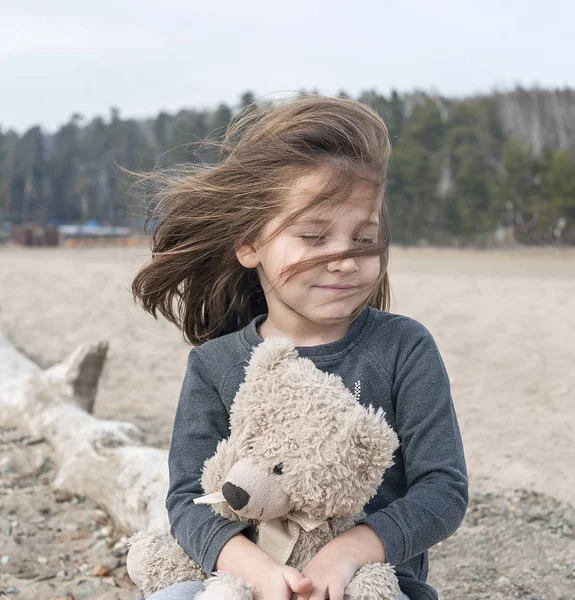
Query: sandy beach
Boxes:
[{"xmin": 1, "ymin": 244, "xmax": 574, "ymax": 599}]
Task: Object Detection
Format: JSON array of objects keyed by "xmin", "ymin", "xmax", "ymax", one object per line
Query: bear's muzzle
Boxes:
[{"xmin": 222, "ymin": 482, "xmax": 250, "ymax": 511}]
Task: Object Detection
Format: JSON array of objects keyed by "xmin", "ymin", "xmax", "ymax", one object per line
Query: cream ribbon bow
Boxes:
[{"xmin": 194, "ymin": 492, "xmax": 327, "ymax": 564}]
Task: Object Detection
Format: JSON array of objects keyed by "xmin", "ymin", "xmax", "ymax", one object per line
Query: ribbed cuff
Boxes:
[
  {"xmin": 356, "ymin": 511, "xmax": 407, "ymax": 566},
  {"xmin": 200, "ymin": 520, "xmax": 255, "ymax": 576}
]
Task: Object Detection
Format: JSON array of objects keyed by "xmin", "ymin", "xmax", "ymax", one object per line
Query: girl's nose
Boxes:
[{"xmin": 326, "ymin": 254, "xmax": 359, "ymax": 274}]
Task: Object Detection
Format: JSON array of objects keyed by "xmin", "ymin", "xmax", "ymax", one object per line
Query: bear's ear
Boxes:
[
  {"xmin": 201, "ymin": 438, "xmax": 238, "ymax": 494},
  {"xmin": 349, "ymin": 405, "xmax": 399, "ymax": 479},
  {"xmin": 201, "ymin": 438, "xmax": 242, "ymax": 520},
  {"xmin": 244, "ymin": 337, "xmax": 298, "ymax": 381},
  {"xmin": 229, "ymin": 337, "xmax": 298, "ymax": 432}
]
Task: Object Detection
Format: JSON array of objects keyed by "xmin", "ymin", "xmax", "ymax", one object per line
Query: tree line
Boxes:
[{"xmin": 1, "ymin": 89, "xmax": 574, "ymax": 245}]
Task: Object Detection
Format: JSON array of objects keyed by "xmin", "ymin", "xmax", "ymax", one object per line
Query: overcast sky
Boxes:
[{"xmin": 2, "ymin": 0, "xmax": 574, "ymax": 133}]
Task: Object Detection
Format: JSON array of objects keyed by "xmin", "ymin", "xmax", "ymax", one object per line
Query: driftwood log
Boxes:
[{"xmin": 0, "ymin": 327, "xmax": 169, "ymax": 534}]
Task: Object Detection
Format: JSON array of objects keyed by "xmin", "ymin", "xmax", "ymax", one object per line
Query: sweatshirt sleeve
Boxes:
[
  {"xmin": 357, "ymin": 328, "xmax": 468, "ymax": 566},
  {"xmin": 166, "ymin": 349, "xmax": 255, "ymax": 576}
]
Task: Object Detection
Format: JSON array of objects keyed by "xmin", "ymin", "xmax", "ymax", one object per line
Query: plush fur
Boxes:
[{"xmin": 127, "ymin": 337, "xmax": 401, "ymax": 599}]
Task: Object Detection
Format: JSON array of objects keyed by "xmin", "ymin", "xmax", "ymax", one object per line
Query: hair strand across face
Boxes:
[{"xmin": 131, "ymin": 95, "xmax": 392, "ymax": 344}]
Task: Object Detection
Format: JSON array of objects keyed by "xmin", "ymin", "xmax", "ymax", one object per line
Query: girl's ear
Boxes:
[{"xmin": 235, "ymin": 244, "xmax": 260, "ymax": 269}]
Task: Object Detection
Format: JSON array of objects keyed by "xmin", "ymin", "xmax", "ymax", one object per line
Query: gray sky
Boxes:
[{"xmin": 2, "ymin": 0, "xmax": 574, "ymax": 133}]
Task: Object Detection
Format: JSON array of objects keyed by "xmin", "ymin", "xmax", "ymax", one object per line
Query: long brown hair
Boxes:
[{"xmin": 132, "ymin": 95, "xmax": 392, "ymax": 345}]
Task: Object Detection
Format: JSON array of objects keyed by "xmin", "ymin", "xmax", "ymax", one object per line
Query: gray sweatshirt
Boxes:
[{"xmin": 166, "ymin": 307, "xmax": 468, "ymax": 600}]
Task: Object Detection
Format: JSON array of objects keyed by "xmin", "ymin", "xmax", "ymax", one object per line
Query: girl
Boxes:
[{"xmin": 132, "ymin": 95, "xmax": 468, "ymax": 600}]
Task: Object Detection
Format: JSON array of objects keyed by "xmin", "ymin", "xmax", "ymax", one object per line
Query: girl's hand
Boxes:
[
  {"xmin": 295, "ymin": 525, "xmax": 386, "ymax": 600},
  {"xmin": 215, "ymin": 534, "xmax": 313, "ymax": 600},
  {"xmin": 296, "ymin": 542, "xmax": 357, "ymax": 600},
  {"xmin": 252, "ymin": 564, "xmax": 313, "ymax": 600}
]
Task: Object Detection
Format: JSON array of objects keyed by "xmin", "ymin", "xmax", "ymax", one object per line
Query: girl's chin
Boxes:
[
  {"xmin": 303, "ymin": 306, "xmax": 362, "ymax": 323},
  {"xmin": 272, "ymin": 296, "xmax": 365, "ymax": 324}
]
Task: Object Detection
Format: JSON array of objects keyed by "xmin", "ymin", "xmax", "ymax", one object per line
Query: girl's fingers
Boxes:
[
  {"xmin": 309, "ymin": 585, "xmax": 328, "ymax": 600},
  {"xmin": 287, "ymin": 574, "xmax": 314, "ymax": 595},
  {"xmin": 326, "ymin": 586, "xmax": 345, "ymax": 600}
]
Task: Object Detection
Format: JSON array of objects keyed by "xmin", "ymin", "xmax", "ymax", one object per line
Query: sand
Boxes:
[{"xmin": 0, "ymin": 244, "xmax": 574, "ymax": 599}]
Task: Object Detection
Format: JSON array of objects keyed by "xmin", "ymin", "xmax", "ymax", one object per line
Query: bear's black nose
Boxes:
[{"xmin": 222, "ymin": 482, "xmax": 250, "ymax": 511}]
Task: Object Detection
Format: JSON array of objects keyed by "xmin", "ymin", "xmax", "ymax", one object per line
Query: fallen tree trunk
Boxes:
[{"xmin": 0, "ymin": 328, "xmax": 169, "ymax": 534}]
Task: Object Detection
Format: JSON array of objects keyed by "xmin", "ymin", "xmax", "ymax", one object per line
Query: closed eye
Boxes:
[
  {"xmin": 300, "ymin": 235, "xmax": 376, "ymax": 246},
  {"xmin": 300, "ymin": 235, "xmax": 325, "ymax": 244}
]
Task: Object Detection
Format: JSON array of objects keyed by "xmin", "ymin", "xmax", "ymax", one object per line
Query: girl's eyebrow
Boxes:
[{"xmin": 293, "ymin": 218, "xmax": 379, "ymax": 228}]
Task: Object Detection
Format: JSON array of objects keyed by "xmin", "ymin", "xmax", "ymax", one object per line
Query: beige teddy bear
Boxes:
[{"xmin": 127, "ymin": 337, "xmax": 400, "ymax": 599}]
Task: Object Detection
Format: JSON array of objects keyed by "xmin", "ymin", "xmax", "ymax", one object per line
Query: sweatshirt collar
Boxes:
[{"xmin": 242, "ymin": 306, "xmax": 372, "ymax": 360}]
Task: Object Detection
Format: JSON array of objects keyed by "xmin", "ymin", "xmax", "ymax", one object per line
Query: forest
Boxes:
[{"xmin": 1, "ymin": 88, "xmax": 574, "ymax": 245}]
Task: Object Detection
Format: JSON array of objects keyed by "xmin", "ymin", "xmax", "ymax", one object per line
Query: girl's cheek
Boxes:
[{"xmin": 364, "ymin": 256, "xmax": 381, "ymax": 276}]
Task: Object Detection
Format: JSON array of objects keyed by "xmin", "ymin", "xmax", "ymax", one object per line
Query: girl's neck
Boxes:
[{"xmin": 257, "ymin": 312, "xmax": 352, "ymax": 347}]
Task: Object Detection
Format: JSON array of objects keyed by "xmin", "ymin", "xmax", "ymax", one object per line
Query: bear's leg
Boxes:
[
  {"xmin": 198, "ymin": 571, "xmax": 253, "ymax": 600},
  {"xmin": 344, "ymin": 563, "xmax": 401, "ymax": 600},
  {"xmin": 126, "ymin": 530, "xmax": 205, "ymax": 597},
  {"xmin": 146, "ymin": 581, "xmax": 205, "ymax": 599}
]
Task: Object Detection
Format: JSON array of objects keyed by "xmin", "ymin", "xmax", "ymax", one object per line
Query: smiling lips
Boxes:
[{"xmin": 314, "ymin": 284, "xmax": 358, "ymax": 292}]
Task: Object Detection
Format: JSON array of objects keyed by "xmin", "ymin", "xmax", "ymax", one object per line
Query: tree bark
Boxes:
[{"xmin": 0, "ymin": 329, "xmax": 169, "ymax": 534}]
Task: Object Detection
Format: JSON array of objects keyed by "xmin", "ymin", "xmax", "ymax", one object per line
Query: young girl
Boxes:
[{"xmin": 132, "ymin": 95, "xmax": 468, "ymax": 600}]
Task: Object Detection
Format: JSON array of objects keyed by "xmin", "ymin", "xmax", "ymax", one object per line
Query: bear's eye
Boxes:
[
  {"xmin": 247, "ymin": 444, "xmax": 254, "ymax": 451},
  {"xmin": 273, "ymin": 463, "xmax": 284, "ymax": 475}
]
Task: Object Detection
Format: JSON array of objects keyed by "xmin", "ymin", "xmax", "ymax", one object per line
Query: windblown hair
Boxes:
[{"xmin": 132, "ymin": 95, "xmax": 392, "ymax": 345}]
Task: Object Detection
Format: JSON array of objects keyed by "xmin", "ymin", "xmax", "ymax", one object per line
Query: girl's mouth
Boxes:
[{"xmin": 315, "ymin": 285, "xmax": 358, "ymax": 293}]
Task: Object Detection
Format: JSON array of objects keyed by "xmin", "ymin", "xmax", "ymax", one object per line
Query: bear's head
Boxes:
[{"xmin": 199, "ymin": 337, "xmax": 398, "ymax": 523}]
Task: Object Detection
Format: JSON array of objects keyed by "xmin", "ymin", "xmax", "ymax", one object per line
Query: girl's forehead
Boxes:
[
  {"xmin": 291, "ymin": 205, "xmax": 380, "ymax": 230},
  {"xmin": 283, "ymin": 170, "xmax": 381, "ymax": 221}
]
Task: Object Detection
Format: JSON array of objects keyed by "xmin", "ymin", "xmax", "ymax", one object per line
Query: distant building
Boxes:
[
  {"xmin": 11, "ymin": 224, "xmax": 59, "ymax": 246},
  {"xmin": 10, "ymin": 223, "xmax": 146, "ymax": 247},
  {"xmin": 59, "ymin": 224, "xmax": 145, "ymax": 247}
]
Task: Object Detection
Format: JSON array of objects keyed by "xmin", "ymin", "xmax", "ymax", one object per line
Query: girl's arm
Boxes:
[
  {"xmin": 285, "ymin": 324, "xmax": 467, "ymax": 600},
  {"xmin": 166, "ymin": 349, "xmax": 255, "ymax": 576},
  {"xmin": 356, "ymin": 327, "xmax": 468, "ymax": 566}
]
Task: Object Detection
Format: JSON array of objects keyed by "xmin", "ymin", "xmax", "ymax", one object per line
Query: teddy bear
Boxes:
[{"xmin": 127, "ymin": 337, "xmax": 401, "ymax": 600}]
